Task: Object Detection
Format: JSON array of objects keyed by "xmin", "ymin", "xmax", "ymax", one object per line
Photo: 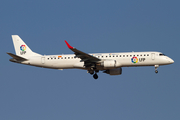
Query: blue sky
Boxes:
[{"xmin": 1, "ymin": 0, "xmax": 180, "ymax": 120}]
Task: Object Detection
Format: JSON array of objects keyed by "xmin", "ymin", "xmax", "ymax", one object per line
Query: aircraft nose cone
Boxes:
[{"xmin": 169, "ymin": 58, "xmax": 174, "ymax": 64}]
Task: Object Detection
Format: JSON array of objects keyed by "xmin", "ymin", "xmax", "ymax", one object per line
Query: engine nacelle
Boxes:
[
  {"xmin": 103, "ymin": 68, "xmax": 122, "ymax": 75},
  {"xmin": 101, "ymin": 60, "xmax": 122, "ymax": 68},
  {"xmin": 101, "ymin": 60, "xmax": 116, "ymax": 68}
]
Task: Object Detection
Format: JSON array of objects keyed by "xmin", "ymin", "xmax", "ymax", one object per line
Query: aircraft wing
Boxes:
[{"xmin": 65, "ymin": 40, "xmax": 101, "ymax": 62}]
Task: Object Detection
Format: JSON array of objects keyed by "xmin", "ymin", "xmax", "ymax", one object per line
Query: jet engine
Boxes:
[
  {"xmin": 101, "ymin": 60, "xmax": 122, "ymax": 68},
  {"xmin": 103, "ymin": 68, "xmax": 122, "ymax": 75},
  {"xmin": 101, "ymin": 60, "xmax": 116, "ymax": 68}
]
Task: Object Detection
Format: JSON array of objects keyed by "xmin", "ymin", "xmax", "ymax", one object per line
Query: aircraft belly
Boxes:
[{"xmin": 49, "ymin": 61, "xmax": 75, "ymax": 69}]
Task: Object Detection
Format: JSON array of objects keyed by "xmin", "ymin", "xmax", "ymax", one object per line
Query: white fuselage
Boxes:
[{"xmin": 21, "ymin": 51, "xmax": 174, "ymax": 70}]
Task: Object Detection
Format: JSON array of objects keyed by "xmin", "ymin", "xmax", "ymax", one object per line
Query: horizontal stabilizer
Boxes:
[{"xmin": 7, "ymin": 52, "xmax": 27, "ymax": 61}]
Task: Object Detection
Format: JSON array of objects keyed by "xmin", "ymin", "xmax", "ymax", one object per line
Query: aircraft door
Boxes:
[
  {"xmin": 151, "ymin": 53, "xmax": 155, "ymax": 60},
  {"xmin": 41, "ymin": 57, "xmax": 45, "ymax": 64}
]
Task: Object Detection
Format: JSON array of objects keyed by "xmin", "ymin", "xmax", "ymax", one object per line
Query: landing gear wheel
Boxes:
[
  {"xmin": 93, "ymin": 74, "xmax": 98, "ymax": 79},
  {"xmin": 89, "ymin": 70, "xmax": 94, "ymax": 75},
  {"xmin": 155, "ymin": 70, "xmax": 158, "ymax": 74}
]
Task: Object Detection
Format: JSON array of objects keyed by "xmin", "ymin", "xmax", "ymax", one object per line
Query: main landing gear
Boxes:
[
  {"xmin": 88, "ymin": 68, "xmax": 99, "ymax": 79},
  {"xmin": 154, "ymin": 65, "xmax": 159, "ymax": 74},
  {"xmin": 93, "ymin": 73, "xmax": 98, "ymax": 79}
]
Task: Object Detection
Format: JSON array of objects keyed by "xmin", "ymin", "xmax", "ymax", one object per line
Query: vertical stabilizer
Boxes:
[{"xmin": 12, "ymin": 35, "xmax": 41, "ymax": 58}]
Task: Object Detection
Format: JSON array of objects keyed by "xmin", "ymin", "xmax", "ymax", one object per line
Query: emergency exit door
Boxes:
[
  {"xmin": 151, "ymin": 53, "xmax": 155, "ymax": 60},
  {"xmin": 41, "ymin": 57, "xmax": 45, "ymax": 64}
]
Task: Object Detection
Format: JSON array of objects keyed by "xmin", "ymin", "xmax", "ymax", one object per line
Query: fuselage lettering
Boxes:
[{"xmin": 139, "ymin": 58, "xmax": 145, "ymax": 62}]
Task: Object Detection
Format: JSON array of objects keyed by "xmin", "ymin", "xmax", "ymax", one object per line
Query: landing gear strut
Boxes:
[
  {"xmin": 154, "ymin": 65, "xmax": 159, "ymax": 74},
  {"xmin": 87, "ymin": 68, "xmax": 99, "ymax": 79},
  {"xmin": 88, "ymin": 69, "xmax": 94, "ymax": 75}
]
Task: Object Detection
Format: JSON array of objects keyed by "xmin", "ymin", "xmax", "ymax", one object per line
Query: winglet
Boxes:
[{"xmin": 65, "ymin": 40, "xmax": 74, "ymax": 49}]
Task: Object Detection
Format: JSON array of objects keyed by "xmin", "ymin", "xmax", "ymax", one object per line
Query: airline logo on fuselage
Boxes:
[
  {"xmin": 131, "ymin": 57, "xmax": 138, "ymax": 63},
  {"xmin": 20, "ymin": 45, "xmax": 26, "ymax": 55},
  {"xmin": 131, "ymin": 57, "xmax": 145, "ymax": 63}
]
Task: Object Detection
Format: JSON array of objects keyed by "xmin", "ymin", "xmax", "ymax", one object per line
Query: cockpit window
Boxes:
[{"xmin": 159, "ymin": 53, "xmax": 166, "ymax": 56}]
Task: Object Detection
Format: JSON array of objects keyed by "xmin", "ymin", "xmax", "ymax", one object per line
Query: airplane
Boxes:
[{"xmin": 7, "ymin": 35, "xmax": 174, "ymax": 79}]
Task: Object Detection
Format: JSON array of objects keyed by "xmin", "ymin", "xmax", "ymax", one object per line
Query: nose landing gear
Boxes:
[{"xmin": 154, "ymin": 65, "xmax": 159, "ymax": 74}]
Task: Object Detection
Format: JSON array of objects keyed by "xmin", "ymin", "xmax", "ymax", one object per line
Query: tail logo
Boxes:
[{"xmin": 20, "ymin": 45, "xmax": 26, "ymax": 55}]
